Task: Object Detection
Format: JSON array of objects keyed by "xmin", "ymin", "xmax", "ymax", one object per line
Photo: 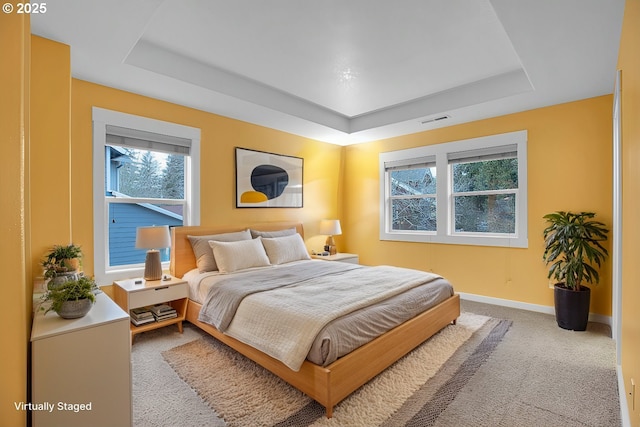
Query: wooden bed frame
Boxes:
[{"xmin": 170, "ymin": 222, "xmax": 460, "ymax": 418}]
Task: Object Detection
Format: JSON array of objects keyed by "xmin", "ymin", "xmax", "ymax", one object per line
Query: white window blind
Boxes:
[
  {"xmin": 106, "ymin": 125, "xmax": 191, "ymax": 155},
  {"xmin": 447, "ymin": 144, "xmax": 517, "ymax": 164},
  {"xmin": 384, "ymin": 155, "xmax": 436, "ymax": 171}
]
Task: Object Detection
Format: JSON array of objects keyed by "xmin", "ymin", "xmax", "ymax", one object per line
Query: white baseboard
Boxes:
[
  {"xmin": 618, "ymin": 366, "xmax": 631, "ymax": 427},
  {"xmin": 457, "ymin": 292, "xmax": 612, "ymax": 327}
]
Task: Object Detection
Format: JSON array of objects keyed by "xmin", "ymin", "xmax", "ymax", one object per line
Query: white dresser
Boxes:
[{"xmin": 31, "ymin": 292, "xmax": 132, "ymax": 427}]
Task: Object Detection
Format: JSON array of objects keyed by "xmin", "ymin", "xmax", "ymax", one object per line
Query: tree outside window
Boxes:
[
  {"xmin": 390, "ymin": 167, "xmax": 437, "ymax": 231},
  {"xmin": 452, "ymin": 158, "xmax": 518, "ymax": 234}
]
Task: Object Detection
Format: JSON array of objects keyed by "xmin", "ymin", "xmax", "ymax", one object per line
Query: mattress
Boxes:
[{"xmin": 184, "ymin": 260, "xmax": 454, "ymax": 367}]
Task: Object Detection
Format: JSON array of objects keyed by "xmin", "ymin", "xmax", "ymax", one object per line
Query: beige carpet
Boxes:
[
  {"xmin": 133, "ymin": 301, "xmax": 620, "ymax": 426},
  {"xmin": 161, "ymin": 312, "xmax": 508, "ymax": 427}
]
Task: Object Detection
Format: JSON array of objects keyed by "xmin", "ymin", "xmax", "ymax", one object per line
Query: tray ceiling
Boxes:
[{"xmin": 31, "ymin": 0, "xmax": 624, "ymax": 145}]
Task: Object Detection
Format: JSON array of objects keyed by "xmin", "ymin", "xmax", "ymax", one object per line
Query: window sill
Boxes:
[{"xmin": 380, "ymin": 231, "xmax": 528, "ymax": 248}]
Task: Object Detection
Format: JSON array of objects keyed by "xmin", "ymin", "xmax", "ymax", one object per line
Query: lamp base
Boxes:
[
  {"xmin": 325, "ymin": 236, "xmax": 337, "ymax": 255},
  {"xmin": 144, "ymin": 250, "xmax": 163, "ymax": 281}
]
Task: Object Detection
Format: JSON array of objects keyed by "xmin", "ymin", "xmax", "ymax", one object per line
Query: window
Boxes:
[
  {"xmin": 93, "ymin": 108, "xmax": 200, "ymax": 284},
  {"xmin": 387, "ymin": 157, "xmax": 437, "ymax": 231},
  {"xmin": 379, "ymin": 130, "xmax": 527, "ymax": 248},
  {"xmin": 450, "ymin": 147, "xmax": 518, "ymax": 235}
]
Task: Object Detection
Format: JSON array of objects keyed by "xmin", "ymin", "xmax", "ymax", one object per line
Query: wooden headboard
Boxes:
[{"xmin": 170, "ymin": 222, "xmax": 305, "ymax": 278}]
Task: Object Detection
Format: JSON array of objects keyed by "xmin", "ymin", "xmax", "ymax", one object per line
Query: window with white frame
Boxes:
[
  {"xmin": 93, "ymin": 108, "xmax": 200, "ymax": 284},
  {"xmin": 387, "ymin": 156, "xmax": 437, "ymax": 231},
  {"xmin": 379, "ymin": 130, "xmax": 527, "ymax": 248}
]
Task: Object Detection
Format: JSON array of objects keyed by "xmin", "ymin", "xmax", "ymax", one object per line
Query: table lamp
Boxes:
[
  {"xmin": 319, "ymin": 219, "xmax": 342, "ymax": 255},
  {"xmin": 135, "ymin": 225, "xmax": 171, "ymax": 280}
]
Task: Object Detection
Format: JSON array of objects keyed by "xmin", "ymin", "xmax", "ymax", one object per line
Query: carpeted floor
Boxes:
[
  {"xmin": 447, "ymin": 301, "xmax": 620, "ymax": 427},
  {"xmin": 161, "ymin": 312, "xmax": 504, "ymax": 426},
  {"xmin": 131, "ymin": 300, "xmax": 621, "ymax": 427}
]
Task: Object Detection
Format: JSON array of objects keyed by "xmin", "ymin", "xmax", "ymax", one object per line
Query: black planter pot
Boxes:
[{"xmin": 554, "ymin": 284, "xmax": 591, "ymax": 331}]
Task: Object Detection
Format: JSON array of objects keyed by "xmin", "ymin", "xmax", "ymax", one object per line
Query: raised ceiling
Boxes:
[{"xmin": 31, "ymin": 0, "xmax": 625, "ymax": 145}]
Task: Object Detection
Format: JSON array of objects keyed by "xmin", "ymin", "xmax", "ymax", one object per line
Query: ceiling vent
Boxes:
[{"xmin": 421, "ymin": 114, "xmax": 451, "ymax": 124}]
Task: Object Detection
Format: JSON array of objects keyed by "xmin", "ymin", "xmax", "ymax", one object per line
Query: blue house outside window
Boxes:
[
  {"xmin": 105, "ymin": 144, "xmax": 185, "ymax": 268},
  {"xmin": 107, "ymin": 198, "xmax": 183, "ymax": 267}
]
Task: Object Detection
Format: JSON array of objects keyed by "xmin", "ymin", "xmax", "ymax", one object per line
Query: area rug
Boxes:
[{"xmin": 162, "ymin": 313, "xmax": 511, "ymax": 427}]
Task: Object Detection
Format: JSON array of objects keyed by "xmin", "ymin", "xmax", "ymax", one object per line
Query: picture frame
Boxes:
[{"xmin": 235, "ymin": 147, "xmax": 303, "ymax": 208}]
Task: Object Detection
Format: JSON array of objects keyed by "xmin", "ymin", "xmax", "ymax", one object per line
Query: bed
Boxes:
[{"xmin": 170, "ymin": 222, "xmax": 460, "ymax": 418}]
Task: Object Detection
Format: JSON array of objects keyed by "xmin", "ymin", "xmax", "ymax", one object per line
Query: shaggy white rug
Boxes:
[{"xmin": 162, "ymin": 312, "xmax": 508, "ymax": 427}]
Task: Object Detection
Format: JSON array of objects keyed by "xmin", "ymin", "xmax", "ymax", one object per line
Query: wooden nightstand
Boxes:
[
  {"xmin": 312, "ymin": 253, "xmax": 359, "ymax": 264},
  {"xmin": 113, "ymin": 276, "xmax": 188, "ymax": 343}
]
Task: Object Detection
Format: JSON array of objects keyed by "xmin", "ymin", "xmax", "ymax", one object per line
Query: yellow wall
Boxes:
[
  {"xmin": 619, "ymin": 0, "xmax": 640, "ymax": 424},
  {"xmin": 31, "ymin": 36, "xmax": 72, "ymax": 275},
  {"xmin": 344, "ymin": 96, "xmax": 614, "ymax": 315},
  {"xmin": 0, "ymin": 10, "xmax": 30, "ymax": 427},
  {"xmin": 70, "ymin": 80, "xmax": 343, "ymax": 283}
]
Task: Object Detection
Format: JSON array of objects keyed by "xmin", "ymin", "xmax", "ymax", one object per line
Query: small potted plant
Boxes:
[
  {"xmin": 42, "ymin": 244, "xmax": 83, "ymax": 286},
  {"xmin": 41, "ymin": 275, "xmax": 97, "ymax": 319},
  {"xmin": 542, "ymin": 211, "xmax": 609, "ymax": 331}
]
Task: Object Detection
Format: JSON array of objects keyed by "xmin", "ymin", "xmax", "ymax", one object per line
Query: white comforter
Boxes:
[{"xmin": 197, "ymin": 260, "xmax": 443, "ymax": 371}]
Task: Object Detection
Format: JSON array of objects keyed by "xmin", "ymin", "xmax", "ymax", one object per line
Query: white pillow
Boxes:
[
  {"xmin": 208, "ymin": 237, "xmax": 271, "ymax": 273},
  {"xmin": 188, "ymin": 229, "xmax": 251, "ymax": 272},
  {"xmin": 261, "ymin": 233, "xmax": 311, "ymax": 265},
  {"xmin": 249, "ymin": 227, "xmax": 297, "ymax": 238}
]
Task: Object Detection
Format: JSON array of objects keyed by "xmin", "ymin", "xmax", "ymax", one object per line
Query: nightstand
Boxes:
[
  {"xmin": 31, "ymin": 293, "xmax": 132, "ymax": 427},
  {"xmin": 312, "ymin": 253, "xmax": 359, "ymax": 264},
  {"xmin": 113, "ymin": 276, "xmax": 188, "ymax": 343}
]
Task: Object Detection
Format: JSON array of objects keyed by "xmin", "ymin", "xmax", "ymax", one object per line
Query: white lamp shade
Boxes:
[
  {"xmin": 319, "ymin": 219, "xmax": 342, "ymax": 236},
  {"xmin": 135, "ymin": 225, "xmax": 171, "ymax": 249}
]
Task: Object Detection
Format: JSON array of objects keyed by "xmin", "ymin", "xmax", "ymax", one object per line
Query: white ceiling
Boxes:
[{"xmin": 31, "ymin": 0, "xmax": 625, "ymax": 145}]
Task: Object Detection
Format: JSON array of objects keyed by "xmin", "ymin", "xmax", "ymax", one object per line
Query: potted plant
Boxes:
[
  {"xmin": 41, "ymin": 275, "xmax": 97, "ymax": 319},
  {"xmin": 42, "ymin": 244, "xmax": 82, "ymax": 286},
  {"xmin": 542, "ymin": 211, "xmax": 609, "ymax": 331}
]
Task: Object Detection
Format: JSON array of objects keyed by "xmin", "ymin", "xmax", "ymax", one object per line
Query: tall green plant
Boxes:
[{"xmin": 542, "ymin": 211, "xmax": 609, "ymax": 290}]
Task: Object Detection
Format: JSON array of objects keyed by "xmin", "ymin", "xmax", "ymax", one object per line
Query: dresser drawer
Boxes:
[{"xmin": 129, "ymin": 283, "xmax": 188, "ymax": 309}]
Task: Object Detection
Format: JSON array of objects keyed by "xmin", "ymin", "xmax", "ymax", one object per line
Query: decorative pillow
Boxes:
[
  {"xmin": 188, "ymin": 230, "xmax": 251, "ymax": 272},
  {"xmin": 261, "ymin": 233, "xmax": 311, "ymax": 265},
  {"xmin": 249, "ymin": 227, "xmax": 297, "ymax": 239},
  {"xmin": 208, "ymin": 237, "xmax": 271, "ymax": 274}
]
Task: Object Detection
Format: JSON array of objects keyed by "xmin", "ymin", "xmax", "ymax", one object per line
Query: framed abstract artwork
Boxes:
[{"xmin": 235, "ymin": 147, "xmax": 303, "ymax": 208}]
